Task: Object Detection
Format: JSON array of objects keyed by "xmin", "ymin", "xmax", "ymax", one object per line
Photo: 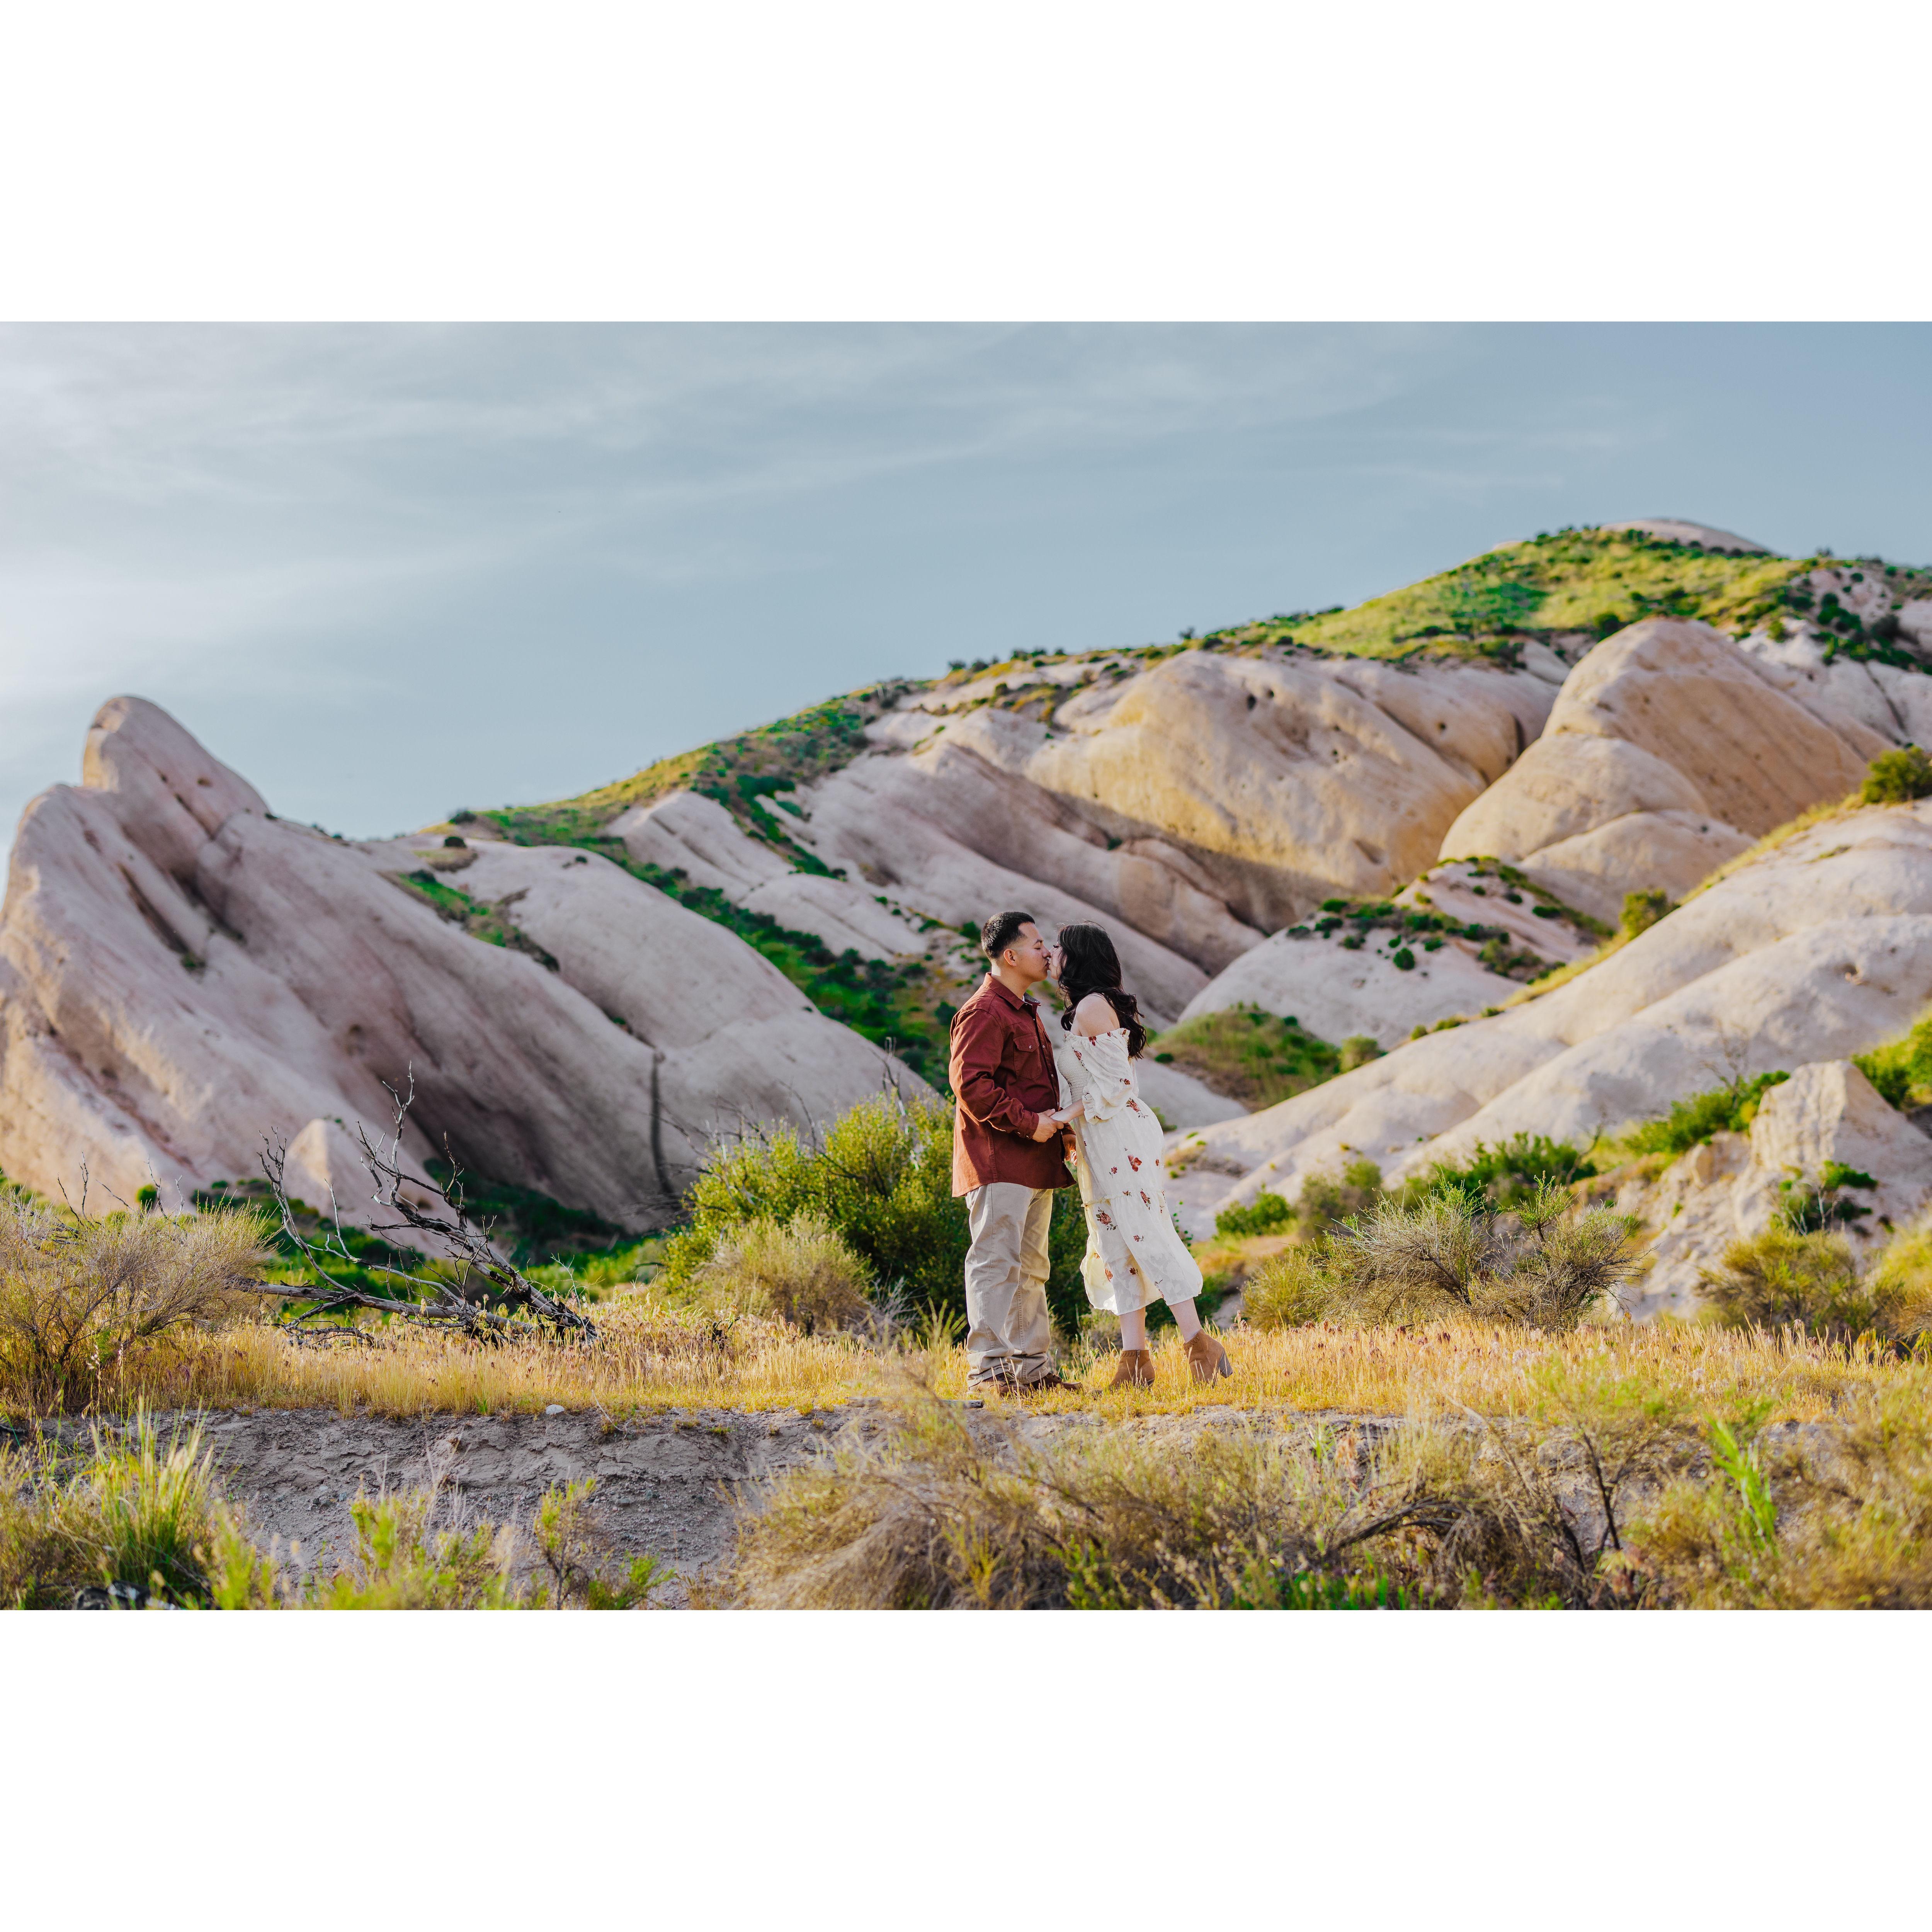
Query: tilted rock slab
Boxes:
[
  {"xmin": 1440, "ymin": 618, "xmax": 1885, "ymax": 925},
  {"xmin": 0, "ymin": 699, "xmax": 926, "ymax": 1227},
  {"xmin": 759, "ymin": 646, "xmax": 1561, "ymax": 1024},
  {"xmin": 1168, "ymin": 798, "xmax": 1932, "ymax": 1250}
]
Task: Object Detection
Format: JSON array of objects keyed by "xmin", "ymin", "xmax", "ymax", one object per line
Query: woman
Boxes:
[{"xmin": 1045, "ymin": 922, "xmax": 1233, "ymax": 1388}]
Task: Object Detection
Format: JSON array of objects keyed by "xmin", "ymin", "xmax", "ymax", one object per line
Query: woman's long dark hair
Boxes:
[{"xmin": 1055, "ymin": 922, "xmax": 1146, "ymax": 1059}]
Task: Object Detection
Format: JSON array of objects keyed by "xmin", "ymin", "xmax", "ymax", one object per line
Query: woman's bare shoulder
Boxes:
[{"xmin": 1073, "ymin": 992, "xmax": 1119, "ymax": 1037}]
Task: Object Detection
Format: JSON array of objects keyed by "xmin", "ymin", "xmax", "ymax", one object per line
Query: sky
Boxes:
[{"xmin": 2, "ymin": 322, "xmax": 1929, "ymax": 843}]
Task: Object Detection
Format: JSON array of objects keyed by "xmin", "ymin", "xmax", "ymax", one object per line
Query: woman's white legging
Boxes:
[{"xmin": 1119, "ymin": 1298, "xmax": 1202, "ymax": 1349}]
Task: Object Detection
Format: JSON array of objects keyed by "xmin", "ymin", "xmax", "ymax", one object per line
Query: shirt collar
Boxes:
[{"xmin": 983, "ymin": 973, "xmax": 1039, "ymax": 1014}]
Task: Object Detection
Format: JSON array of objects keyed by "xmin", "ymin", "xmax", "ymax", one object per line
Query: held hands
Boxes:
[{"xmin": 1030, "ymin": 1102, "xmax": 1084, "ymax": 1141}]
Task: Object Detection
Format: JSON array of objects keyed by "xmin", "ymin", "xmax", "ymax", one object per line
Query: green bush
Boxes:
[
  {"xmin": 1244, "ymin": 1183, "xmax": 1634, "ymax": 1333},
  {"xmin": 1214, "ymin": 1191, "xmax": 1295, "ymax": 1239},
  {"xmin": 1621, "ymin": 889, "xmax": 1672, "ymax": 939},
  {"xmin": 660, "ymin": 1093, "xmax": 1087, "ymax": 1334},
  {"xmin": 1855, "ymin": 1010, "xmax": 1932, "ymax": 1111},
  {"xmin": 1339, "ymin": 1035, "xmax": 1381, "ymax": 1071},
  {"xmin": 1619, "ymin": 1072, "xmax": 1789, "ymax": 1160},
  {"xmin": 1861, "ymin": 746, "xmax": 1932, "ymax": 805},
  {"xmin": 1408, "ymin": 1133, "xmax": 1593, "ymax": 1209},
  {"xmin": 687, "ymin": 1213, "xmax": 874, "ymax": 1334},
  {"xmin": 1697, "ymin": 1225, "xmax": 1932, "ymax": 1346}
]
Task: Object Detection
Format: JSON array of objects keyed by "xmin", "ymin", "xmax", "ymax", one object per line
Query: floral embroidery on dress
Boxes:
[{"xmin": 1128, "ymin": 1155, "xmax": 1141, "ymax": 1172}]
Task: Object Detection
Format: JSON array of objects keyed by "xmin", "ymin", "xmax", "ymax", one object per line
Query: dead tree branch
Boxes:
[{"xmin": 257, "ymin": 1071, "xmax": 597, "ymax": 1343}]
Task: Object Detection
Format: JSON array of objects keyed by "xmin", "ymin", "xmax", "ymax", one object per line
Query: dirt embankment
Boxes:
[
  {"xmin": 188, "ymin": 1404, "xmax": 871, "ymax": 1606},
  {"xmin": 180, "ymin": 1401, "xmax": 1324, "ymax": 1606}
]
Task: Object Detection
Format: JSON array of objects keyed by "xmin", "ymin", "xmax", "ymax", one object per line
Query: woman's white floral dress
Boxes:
[{"xmin": 1051, "ymin": 1024, "xmax": 1203, "ymax": 1316}]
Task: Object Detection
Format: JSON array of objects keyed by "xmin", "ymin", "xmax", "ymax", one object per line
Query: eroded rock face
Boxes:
[
  {"xmin": 1167, "ymin": 799, "xmax": 1932, "ymax": 1243},
  {"xmin": 750, "ymin": 647, "xmax": 1563, "ymax": 1026},
  {"xmin": 1609, "ymin": 1062, "xmax": 1932, "ymax": 1318},
  {"xmin": 1440, "ymin": 619, "xmax": 1882, "ymax": 920},
  {"xmin": 0, "ymin": 699, "xmax": 926, "ymax": 1226}
]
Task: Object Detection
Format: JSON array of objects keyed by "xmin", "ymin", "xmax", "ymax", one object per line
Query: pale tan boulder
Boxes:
[
  {"xmin": 1899, "ymin": 601, "xmax": 1932, "ymax": 653},
  {"xmin": 1441, "ymin": 732, "xmax": 1713, "ymax": 863},
  {"xmin": 769, "ymin": 739, "xmax": 1225, "ymax": 1024},
  {"xmin": 1610, "ymin": 1062, "xmax": 1932, "ymax": 1318},
  {"xmin": 1179, "ymin": 932, "xmax": 1516, "ymax": 1051},
  {"xmin": 0, "ymin": 698, "xmax": 927, "ymax": 1228},
  {"xmin": 1019, "ymin": 650, "xmax": 1556, "ymax": 932},
  {"xmin": 1738, "ymin": 624, "xmax": 1932, "ymax": 750},
  {"xmin": 777, "ymin": 649, "xmax": 1560, "ymax": 1013},
  {"xmin": 1438, "ymin": 619, "xmax": 1882, "ymax": 923},
  {"xmin": 1736, "ymin": 1060, "xmax": 1932, "ymax": 1240},
  {"xmin": 1515, "ymin": 811, "xmax": 1753, "ymax": 926},
  {"xmin": 1134, "ymin": 1055, "xmax": 1248, "ymax": 1131},
  {"xmin": 1538, "ymin": 617, "xmax": 1872, "ymax": 836}
]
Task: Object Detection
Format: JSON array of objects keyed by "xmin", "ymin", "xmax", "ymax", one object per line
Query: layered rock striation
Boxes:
[{"xmin": 0, "ymin": 699, "xmax": 925, "ymax": 1226}]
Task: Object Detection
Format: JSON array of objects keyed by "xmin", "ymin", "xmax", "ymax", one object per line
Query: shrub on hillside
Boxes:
[
  {"xmin": 1699, "ymin": 1225, "xmax": 1932, "ymax": 1347},
  {"xmin": 1617, "ymin": 1071, "xmax": 1789, "ymax": 1160},
  {"xmin": 1236, "ymin": 1182, "xmax": 1631, "ymax": 1337},
  {"xmin": 0, "ymin": 1197, "xmax": 268, "ymax": 1413},
  {"xmin": 662, "ymin": 1093, "xmax": 1087, "ymax": 1333},
  {"xmin": 1218, "ymin": 1158, "xmax": 1382, "ymax": 1243},
  {"xmin": 1338, "ymin": 1035, "xmax": 1382, "ymax": 1071},
  {"xmin": 687, "ymin": 1213, "xmax": 874, "ymax": 1335},
  {"xmin": 1406, "ymin": 1133, "xmax": 1592, "ymax": 1208},
  {"xmin": 1621, "ymin": 889, "xmax": 1672, "ymax": 939},
  {"xmin": 1243, "ymin": 1182, "xmax": 1634, "ymax": 1332},
  {"xmin": 1861, "ymin": 745, "xmax": 1932, "ymax": 806},
  {"xmin": 1213, "ymin": 1191, "xmax": 1295, "ymax": 1240},
  {"xmin": 1854, "ymin": 1010, "xmax": 1932, "ymax": 1111}
]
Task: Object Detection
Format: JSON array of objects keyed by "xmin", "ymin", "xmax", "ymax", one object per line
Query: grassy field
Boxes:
[{"xmin": 33, "ymin": 1298, "xmax": 1907, "ymax": 1429}]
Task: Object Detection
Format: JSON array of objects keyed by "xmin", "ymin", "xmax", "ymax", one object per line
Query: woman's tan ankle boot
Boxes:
[
  {"xmin": 1184, "ymin": 1330, "xmax": 1233, "ymax": 1384},
  {"xmin": 1109, "ymin": 1347, "xmax": 1156, "ymax": 1389}
]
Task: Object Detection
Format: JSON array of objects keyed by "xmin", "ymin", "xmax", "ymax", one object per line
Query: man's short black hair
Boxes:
[{"xmin": 981, "ymin": 910, "xmax": 1038, "ymax": 962}]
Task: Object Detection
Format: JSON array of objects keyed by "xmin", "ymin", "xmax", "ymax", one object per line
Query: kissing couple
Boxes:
[{"xmin": 947, "ymin": 910, "xmax": 1235, "ymax": 1393}]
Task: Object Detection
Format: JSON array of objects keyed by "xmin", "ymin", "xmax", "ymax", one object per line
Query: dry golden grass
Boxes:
[{"xmin": 34, "ymin": 1294, "xmax": 1905, "ymax": 1429}]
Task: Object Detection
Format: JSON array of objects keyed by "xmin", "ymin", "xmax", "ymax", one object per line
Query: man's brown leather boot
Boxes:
[{"xmin": 1184, "ymin": 1330, "xmax": 1233, "ymax": 1384}]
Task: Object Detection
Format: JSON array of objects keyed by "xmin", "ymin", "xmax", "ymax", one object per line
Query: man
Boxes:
[{"xmin": 949, "ymin": 910, "xmax": 1077, "ymax": 1393}]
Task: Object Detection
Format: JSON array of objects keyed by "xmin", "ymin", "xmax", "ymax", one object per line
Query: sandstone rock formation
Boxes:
[
  {"xmin": 1174, "ymin": 858, "xmax": 1598, "ymax": 1048},
  {"xmin": 609, "ymin": 788, "xmax": 934, "ymax": 962},
  {"xmin": 1167, "ymin": 798, "xmax": 1932, "ymax": 1286},
  {"xmin": 0, "ymin": 699, "xmax": 926, "ymax": 1227},
  {"xmin": 1606, "ymin": 1060, "xmax": 1932, "ymax": 1317},
  {"xmin": 752, "ymin": 645, "xmax": 1565, "ymax": 1026},
  {"xmin": 1439, "ymin": 618, "xmax": 1883, "ymax": 923}
]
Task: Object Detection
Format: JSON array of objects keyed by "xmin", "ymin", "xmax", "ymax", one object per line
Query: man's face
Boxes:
[{"xmin": 999, "ymin": 922, "xmax": 1051, "ymax": 985}]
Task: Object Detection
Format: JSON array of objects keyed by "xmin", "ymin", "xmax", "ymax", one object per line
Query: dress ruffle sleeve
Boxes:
[{"xmin": 1061, "ymin": 1028, "xmax": 1139, "ymax": 1124}]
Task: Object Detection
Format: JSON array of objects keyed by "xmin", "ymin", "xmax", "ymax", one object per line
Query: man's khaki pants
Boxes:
[{"xmin": 963, "ymin": 1182, "xmax": 1054, "ymax": 1386}]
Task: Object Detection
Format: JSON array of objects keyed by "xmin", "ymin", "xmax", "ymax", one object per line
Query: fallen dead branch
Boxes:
[{"xmin": 257, "ymin": 1073, "xmax": 597, "ymax": 1344}]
